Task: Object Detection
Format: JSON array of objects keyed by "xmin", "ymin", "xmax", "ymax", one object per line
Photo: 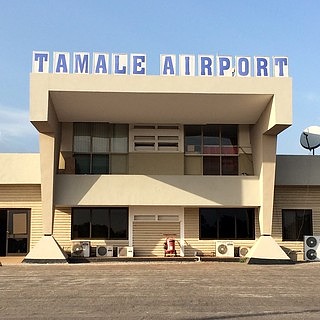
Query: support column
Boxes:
[
  {"xmin": 24, "ymin": 130, "xmax": 68, "ymax": 263},
  {"xmin": 247, "ymin": 101, "xmax": 291, "ymax": 264}
]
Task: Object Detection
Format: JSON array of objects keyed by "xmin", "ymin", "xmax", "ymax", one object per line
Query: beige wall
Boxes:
[
  {"xmin": 52, "ymin": 207, "xmax": 71, "ymax": 252},
  {"xmin": 273, "ymin": 185, "xmax": 320, "ymax": 261},
  {"xmin": 0, "ymin": 155, "xmax": 42, "ymax": 251},
  {"xmin": 0, "ymin": 185, "xmax": 42, "ymax": 250},
  {"xmin": 0, "ymin": 154, "xmax": 40, "ymax": 184},
  {"xmin": 129, "ymin": 153, "xmax": 184, "ymax": 175},
  {"xmin": 54, "ymin": 175, "xmax": 260, "ymax": 207}
]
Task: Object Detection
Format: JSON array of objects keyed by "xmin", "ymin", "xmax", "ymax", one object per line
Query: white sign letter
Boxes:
[
  {"xmin": 53, "ymin": 52, "xmax": 70, "ymax": 74},
  {"xmin": 198, "ymin": 55, "xmax": 214, "ymax": 76},
  {"xmin": 32, "ymin": 51, "xmax": 49, "ymax": 73},
  {"xmin": 93, "ymin": 53, "xmax": 109, "ymax": 74},
  {"xmin": 160, "ymin": 54, "xmax": 176, "ymax": 76},
  {"xmin": 179, "ymin": 54, "xmax": 195, "ymax": 76}
]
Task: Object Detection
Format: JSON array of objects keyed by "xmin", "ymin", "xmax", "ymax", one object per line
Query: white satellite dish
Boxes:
[{"xmin": 300, "ymin": 126, "xmax": 320, "ymax": 154}]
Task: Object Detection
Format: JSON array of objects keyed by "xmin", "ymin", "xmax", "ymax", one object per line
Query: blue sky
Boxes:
[{"xmin": 0, "ymin": 1, "xmax": 319, "ymax": 154}]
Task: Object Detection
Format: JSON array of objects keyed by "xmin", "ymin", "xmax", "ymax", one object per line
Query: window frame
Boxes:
[
  {"xmin": 73, "ymin": 123, "xmax": 128, "ymax": 174},
  {"xmin": 71, "ymin": 207, "xmax": 129, "ymax": 240},
  {"xmin": 282, "ymin": 209, "xmax": 313, "ymax": 241},
  {"xmin": 129, "ymin": 124, "xmax": 183, "ymax": 152},
  {"xmin": 199, "ymin": 208, "xmax": 255, "ymax": 240},
  {"xmin": 184, "ymin": 124, "xmax": 239, "ymax": 175}
]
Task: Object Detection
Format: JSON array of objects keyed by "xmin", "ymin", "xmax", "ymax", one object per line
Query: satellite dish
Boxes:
[{"xmin": 300, "ymin": 126, "xmax": 320, "ymax": 154}]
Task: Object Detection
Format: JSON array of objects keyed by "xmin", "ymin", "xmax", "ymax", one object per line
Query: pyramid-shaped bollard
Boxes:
[
  {"xmin": 23, "ymin": 235, "xmax": 68, "ymax": 264},
  {"xmin": 246, "ymin": 235, "xmax": 294, "ymax": 264}
]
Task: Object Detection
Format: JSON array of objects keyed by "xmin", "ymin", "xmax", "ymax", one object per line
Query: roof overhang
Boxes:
[
  {"xmin": 30, "ymin": 74, "xmax": 292, "ymax": 132},
  {"xmin": 49, "ymin": 91, "xmax": 272, "ymax": 124}
]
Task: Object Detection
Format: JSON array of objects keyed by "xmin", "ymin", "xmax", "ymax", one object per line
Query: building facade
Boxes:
[{"xmin": 3, "ymin": 72, "xmax": 312, "ymax": 263}]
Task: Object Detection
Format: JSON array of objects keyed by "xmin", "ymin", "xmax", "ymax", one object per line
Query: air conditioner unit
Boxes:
[
  {"xmin": 96, "ymin": 245, "xmax": 113, "ymax": 257},
  {"xmin": 304, "ymin": 236, "xmax": 320, "ymax": 261},
  {"xmin": 117, "ymin": 246, "xmax": 134, "ymax": 257},
  {"xmin": 71, "ymin": 241, "xmax": 90, "ymax": 258},
  {"xmin": 216, "ymin": 241, "xmax": 234, "ymax": 257},
  {"xmin": 239, "ymin": 246, "xmax": 250, "ymax": 258}
]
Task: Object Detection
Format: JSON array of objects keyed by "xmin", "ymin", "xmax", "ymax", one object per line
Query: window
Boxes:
[
  {"xmin": 73, "ymin": 123, "xmax": 128, "ymax": 174},
  {"xmin": 72, "ymin": 207, "xmax": 128, "ymax": 240},
  {"xmin": 130, "ymin": 124, "xmax": 182, "ymax": 152},
  {"xmin": 185, "ymin": 125, "xmax": 238, "ymax": 175},
  {"xmin": 282, "ymin": 209, "xmax": 313, "ymax": 241},
  {"xmin": 199, "ymin": 208, "xmax": 255, "ymax": 240}
]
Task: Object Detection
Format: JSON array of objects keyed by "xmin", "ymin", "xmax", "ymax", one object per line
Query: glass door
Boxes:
[{"xmin": 6, "ymin": 209, "xmax": 30, "ymax": 255}]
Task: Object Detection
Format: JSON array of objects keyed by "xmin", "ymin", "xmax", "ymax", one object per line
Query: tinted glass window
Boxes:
[
  {"xmin": 92, "ymin": 123, "xmax": 110, "ymax": 153},
  {"xmin": 72, "ymin": 208, "xmax": 90, "ymax": 238},
  {"xmin": 91, "ymin": 208, "xmax": 109, "ymax": 239},
  {"xmin": 74, "ymin": 123, "xmax": 91, "ymax": 153},
  {"xmin": 110, "ymin": 208, "xmax": 128, "ymax": 239},
  {"xmin": 92, "ymin": 154, "xmax": 109, "ymax": 174},
  {"xmin": 222, "ymin": 156, "xmax": 238, "ymax": 175},
  {"xmin": 218, "ymin": 210, "xmax": 236, "ymax": 239},
  {"xmin": 200, "ymin": 208, "xmax": 218, "ymax": 239},
  {"xmin": 203, "ymin": 156, "xmax": 220, "ymax": 175},
  {"xmin": 72, "ymin": 207, "xmax": 128, "ymax": 240},
  {"xmin": 112, "ymin": 124, "xmax": 128, "ymax": 153},
  {"xmin": 184, "ymin": 125, "xmax": 238, "ymax": 175},
  {"xmin": 73, "ymin": 123, "xmax": 128, "ymax": 175},
  {"xmin": 221, "ymin": 125, "xmax": 238, "ymax": 146},
  {"xmin": 282, "ymin": 209, "xmax": 312, "ymax": 241},
  {"xmin": 203, "ymin": 125, "xmax": 220, "ymax": 154},
  {"xmin": 75, "ymin": 154, "xmax": 91, "ymax": 174},
  {"xmin": 185, "ymin": 125, "xmax": 201, "ymax": 153},
  {"xmin": 200, "ymin": 208, "xmax": 255, "ymax": 240}
]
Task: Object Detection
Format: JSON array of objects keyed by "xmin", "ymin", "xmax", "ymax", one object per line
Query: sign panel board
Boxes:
[{"xmin": 32, "ymin": 51, "xmax": 289, "ymax": 77}]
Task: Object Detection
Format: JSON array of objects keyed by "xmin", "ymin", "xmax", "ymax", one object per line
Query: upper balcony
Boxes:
[{"xmin": 54, "ymin": 174, "xmax": 260, "ymax": 208}]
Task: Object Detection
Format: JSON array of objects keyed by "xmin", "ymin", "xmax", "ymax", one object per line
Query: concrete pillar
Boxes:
[
  {"xmin": 39, "ymin": 132, "xmax": 56, "ymax": 235},
  {"xmin": 258, "ymin": 134, "xmax": 277, "ymax": 236},
  {"xmin": 24, "ymin": 104, "xmax": 68, "ymax": 263},
  {"xmin": 249, "ymin": 99, "xmax": 291, "ymax": 263}
]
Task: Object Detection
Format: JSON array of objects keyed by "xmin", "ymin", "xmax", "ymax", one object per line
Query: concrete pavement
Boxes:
[
  {"xmin": 0, "ymin": 261, "xmax": 320, "ymax": 319},
  {"xmin": 0, "ymin": 256, "xmax": 24, "ymax": 265}
]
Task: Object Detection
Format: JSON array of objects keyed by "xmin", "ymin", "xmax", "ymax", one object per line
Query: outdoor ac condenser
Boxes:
[
  {"xmin": 215, "ymin": 241, "xmax": 234, "ymax": 257},
  {"xmin": 304, "ymin": 236, "xmax": 320, "ymax": 261},
  {"xmin": 96, "ymin": 245, "xmax": 113, "ymax": 257},
  {"xmin": 117, "ymin": 246, "xmax": 134, "ymax": 257},
  {"xmin": 239, "ymin": 246, "xmax": 250, "ymax": 258},
  {"xmin": 71, "ymin": 241, "xmax": 90, "ymax": 258}
]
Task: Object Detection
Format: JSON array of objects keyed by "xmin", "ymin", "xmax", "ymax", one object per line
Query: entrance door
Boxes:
[{"xmin": 0, "ymin": 209, "xmax": 30, "ymax": 256}]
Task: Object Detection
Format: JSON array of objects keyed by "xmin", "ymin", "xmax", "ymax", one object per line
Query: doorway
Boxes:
[{"xmin": 0, "ymin": 209, "xmax": 30, "ymax": 256}]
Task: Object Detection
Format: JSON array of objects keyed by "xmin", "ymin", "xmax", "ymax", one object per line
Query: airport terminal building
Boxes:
[{"xmin": 1, "ymin": 53, "xmax": 319, "ymax": 263}]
